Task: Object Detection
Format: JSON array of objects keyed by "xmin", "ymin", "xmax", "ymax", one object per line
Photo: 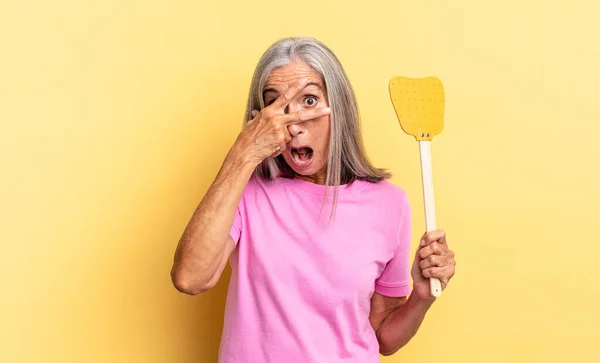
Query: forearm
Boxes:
[
  {"xmin": 171, "ymin": 150, "xmax": 254, "ymax": 292},
  {"xmin": 377, "ymin": 293, "xmax": 435, "ymax": 355}
]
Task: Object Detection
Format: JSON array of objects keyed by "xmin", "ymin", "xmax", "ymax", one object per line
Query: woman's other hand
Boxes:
[{"xmin": 411, "ymin": 229, "xmax": 456, "ymax": 301}]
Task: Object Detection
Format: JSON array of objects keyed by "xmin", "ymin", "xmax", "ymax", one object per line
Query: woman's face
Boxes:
[{"xmin": 263, "ymin": 60, "xmax": 331, "ymax": 184}]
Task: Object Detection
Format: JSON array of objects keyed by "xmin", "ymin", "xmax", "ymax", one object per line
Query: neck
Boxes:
[{"xmin": 294, "ymin": 169, "xmax": 327, "ymax": 185}]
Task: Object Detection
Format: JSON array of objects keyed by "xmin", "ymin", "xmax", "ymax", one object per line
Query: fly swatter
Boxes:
[{"xmin": 389, "ymin": 76, "xmax": 445, "ymax": 297}]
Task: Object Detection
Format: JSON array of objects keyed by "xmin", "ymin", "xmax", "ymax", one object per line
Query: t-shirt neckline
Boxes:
[{"xmin": 277, "ymin": 176, "xmax": 368, "ymax": 198}]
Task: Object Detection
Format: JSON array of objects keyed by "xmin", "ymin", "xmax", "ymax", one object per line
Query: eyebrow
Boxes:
[{"xmin": 263, "ymin": 82, "xmax": 323, "ymax": 96}]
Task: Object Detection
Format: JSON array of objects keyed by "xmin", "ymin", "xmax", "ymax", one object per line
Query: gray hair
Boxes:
[{"xmin": 243, "ymin": 37, "xmax": 391, "ymax": 218}]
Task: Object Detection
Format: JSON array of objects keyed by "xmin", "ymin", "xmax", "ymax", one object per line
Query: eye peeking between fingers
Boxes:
[{"xmin": 303, "ymin": 95, "xmax": 318, "ymax": 107}]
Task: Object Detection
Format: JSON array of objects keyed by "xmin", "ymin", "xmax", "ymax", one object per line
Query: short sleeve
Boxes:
[
  {"xmin": 374, "ymin": 192, "xmax": 412, "ymax": 297},
  {"xmin": 229, "ymin": 204, "xmax": 242, "ymax": 245}
]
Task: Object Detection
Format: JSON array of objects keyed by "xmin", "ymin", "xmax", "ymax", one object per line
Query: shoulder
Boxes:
[
  {"xmin": 240, "ymin": 173, "xmax": 283, "ymax": 200},
  {"xmin": 358, "ymin": 179, "xmax": 410, "ymax": 207},
  {"xmin": 353, "ymin": 179, "xmax": 411, "ymax": 227}
]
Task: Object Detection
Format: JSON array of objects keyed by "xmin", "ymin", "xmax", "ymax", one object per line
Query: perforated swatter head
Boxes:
[{"xmin": 389, "ymin": 76, "xmax": 445, "ymax": 142}]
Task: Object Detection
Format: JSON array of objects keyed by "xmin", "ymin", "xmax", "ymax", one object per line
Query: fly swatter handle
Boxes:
[{"xmin": 419, "ymin": 141, "xmax": 443, "ymax": 297}]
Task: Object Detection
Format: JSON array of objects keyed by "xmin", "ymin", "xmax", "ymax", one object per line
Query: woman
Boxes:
[{"xmin": 171, "ymin": 37, "xmax": 456, "ymax": 362}]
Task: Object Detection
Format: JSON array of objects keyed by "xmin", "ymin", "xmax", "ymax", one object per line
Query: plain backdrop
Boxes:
[{"xmin": 1, "ymin": 1, "xmax": 599, "ymax": 362}]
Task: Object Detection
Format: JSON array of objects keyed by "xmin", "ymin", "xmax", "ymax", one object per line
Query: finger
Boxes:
[
  {"xmin": 272, "ymin": 141, "xmax": 287, "ymax": 158},
  {"xmin": 270, "ymin": 145, "xmax": 281, "ymax": 157},
  {"xmin": 277, "ymin": 139, "xmax": 288, "ymax": 156},
  {"xmin": 447, "ymin": 249, "xmax": 455, "ymax": 263},
  {"xmin": 418, "ymin": 241, "xmax": 448, "ymax": 260},
  {"xmin": 277, "ymin": 106, "xmax": 331, "ymax": 126},
  {"xmin": 247, "ymin": 110, "xmax": 260, "ymax": 125},
  {"xmin": 270, "ymin": 78, "xmax": 309, "ymax": 110},
  {"xmin": 420, "ymin": 229, "xmax": 446, "ymax": 246},
  {"xmin": 270, "ymin": 127, "xmax": 290, "ymax": 158},
  {"xmin": 422, "ymin": 266, "xmax": 445, "ymax": 279},
  {"xmin": 419, "ymin": 229, "xmax": 445, "ymax": 246},
  {"xmin": 419, "ymin": 254, "xmax": 450, "ymax": 270},
  {"xmin": 268, "ymin": 127, "xmax": 286, "ymax": 146},
  {"xmin": 423, "ymin": 265, "xmax": 454, "ymax": 281},
  {"xmin": 282, "ymin": 125, "xmax": 292, "ymax": 144}
]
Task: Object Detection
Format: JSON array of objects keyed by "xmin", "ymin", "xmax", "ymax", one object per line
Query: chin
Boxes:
[{"xmin": 290, "ymin": 166, "xmax": 318, "ymax": 176}]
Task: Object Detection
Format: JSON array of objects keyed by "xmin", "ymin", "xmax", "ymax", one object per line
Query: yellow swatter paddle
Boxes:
[{"xmin": 389, "ymin": 76, "xmax": 445, "ymax": 297}]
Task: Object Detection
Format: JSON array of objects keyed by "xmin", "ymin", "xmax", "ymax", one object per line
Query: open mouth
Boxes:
[{"xmin": 290, "ymin": 147, "xmax": 314, "ymax": 168}]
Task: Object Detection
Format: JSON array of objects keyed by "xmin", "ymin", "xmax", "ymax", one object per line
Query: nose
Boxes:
[{"xmin": 287, "ymin": 123, "xmax": 305, "ymax": 137}]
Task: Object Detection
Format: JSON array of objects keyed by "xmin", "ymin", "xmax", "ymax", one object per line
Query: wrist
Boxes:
[
  {"xmin": 409, "ymin": 289, "xmax": 436, "ymax": 309},
  {"xmin": 224, "ymin": 147, "xmax": 257, "ymax": 176}
]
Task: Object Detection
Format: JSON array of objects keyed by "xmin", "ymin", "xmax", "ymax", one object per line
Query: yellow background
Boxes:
[{"xmin": 2, "ymin": 0, "xmax": 598, "ymax": 362}]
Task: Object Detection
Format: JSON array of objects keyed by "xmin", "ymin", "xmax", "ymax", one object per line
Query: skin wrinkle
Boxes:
[{"xmin": 262, "ymin": 60, "xmax": 330, "ymax": 185}]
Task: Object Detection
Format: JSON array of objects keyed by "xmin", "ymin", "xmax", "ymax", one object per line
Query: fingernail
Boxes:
[
  {"xmin": 323, "ymin": 107, "xmax": 331, "ymax": 113},
  {"xmin": 420, "ymin": 239, "xmax": 425, "ymax": 246}
]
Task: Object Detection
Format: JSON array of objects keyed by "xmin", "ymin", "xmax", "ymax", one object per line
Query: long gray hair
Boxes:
[{"xmin": 244, "ymin": 37, "xmax": 391, "ymax": 218}]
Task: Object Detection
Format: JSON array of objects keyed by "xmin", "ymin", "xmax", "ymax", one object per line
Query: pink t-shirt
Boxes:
[{"xmin": 218, "ymin": 174, "xmax": 412, "ymax": 363}]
